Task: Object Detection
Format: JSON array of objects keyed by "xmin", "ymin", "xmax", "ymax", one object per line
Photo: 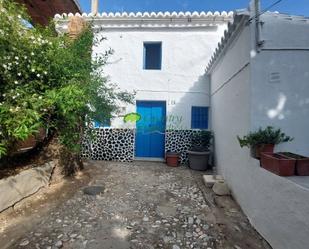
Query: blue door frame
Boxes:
[{"xmin": 135, "ymin": 101, "xmax": 166, "ymax": 158}]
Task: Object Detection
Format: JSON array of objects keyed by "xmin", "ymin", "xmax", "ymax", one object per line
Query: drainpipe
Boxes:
[
  {"xmin": 91, "ymin": 0, "xmax": 99, "ymax": 15},
  {"xmin": 252, "ymin": 0, "xmax": 264, "ymax": 51}
]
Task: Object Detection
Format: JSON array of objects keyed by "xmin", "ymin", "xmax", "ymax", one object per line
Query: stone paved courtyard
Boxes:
[{"xmin": 0, "ymin": 161, "xmax": 271, "ymax": 249}]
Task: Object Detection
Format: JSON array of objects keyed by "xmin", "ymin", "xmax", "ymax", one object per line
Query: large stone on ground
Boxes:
[
  {"xmin": 212, "ymin": 180, "xmax": 231, "ymax": 196},
  {"xmin": 83, "ymin": 185, "xmax": 105, "ymax": 195},
  {"xmin": 203, "ymin": 175, "xmax": 224, "ymax": 187},
  {"xmin": 0, "ymin": 162, "xmax": 54, "ymax": 212}
]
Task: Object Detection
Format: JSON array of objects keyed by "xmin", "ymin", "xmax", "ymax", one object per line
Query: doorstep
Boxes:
[{"xmin": 134, "ymin": 157, "xmax": 165, "ymax": 162}]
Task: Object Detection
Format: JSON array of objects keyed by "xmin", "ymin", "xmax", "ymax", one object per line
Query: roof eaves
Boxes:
[
  {"xmin": 205, "ymin": 10, "xmax": 250, "ymax": 74},
  {"xmin": 262, "ymin": 11, "xmax": 309, "ymax": 23},
  {"xmin": 54, "ymin": 11, "xmax": 234, "ymax": 20}
]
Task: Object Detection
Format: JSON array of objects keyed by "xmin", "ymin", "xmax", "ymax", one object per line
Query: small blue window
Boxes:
[
  {"xmin": 143, "ymin": 42, "xmax": 162, "ymax": 70},
  {"xmin": 191, "ymin": 107, "xmax": 209, "ymax": 129},
  {"xmin": 94, "ymin": 119, "xmax": 111, "ymax": 128}
]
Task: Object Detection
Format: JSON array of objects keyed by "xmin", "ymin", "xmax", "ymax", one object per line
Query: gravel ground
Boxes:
[{"xmin": 0, "ymin": 160, "xmax": 271, "ymax": 249}]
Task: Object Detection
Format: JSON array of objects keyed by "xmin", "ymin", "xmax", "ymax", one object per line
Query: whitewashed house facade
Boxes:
[{"xmin": 55, "ymin": 11, "xmax": 232, "ymax": 162}]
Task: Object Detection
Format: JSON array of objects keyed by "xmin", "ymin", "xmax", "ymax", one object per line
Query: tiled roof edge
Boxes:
[
  {"xmin": 205, "ymin": 10, "xmax": 250, "ymax": 74},
  {"xmin": 54, "ymin": 11, "xmax": 234, "ymax": 20}
]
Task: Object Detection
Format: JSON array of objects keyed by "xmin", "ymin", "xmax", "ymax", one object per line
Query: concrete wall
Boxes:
[
  {"xmin": 210, "ymin": 12, "xmax": 309, "ymax": 249},
  {"xmin": 94, "ymin": 25, "xmax": 227, "ymax": 129},
  {"xmin": 251, "ymin": 51, "xmax": 309, "ymax": 156},
  {"xmin": 0, "ymin": 162, "xmax": 54, "ymax": 213}
]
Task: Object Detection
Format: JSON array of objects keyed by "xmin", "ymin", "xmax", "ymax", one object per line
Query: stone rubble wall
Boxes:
[{"xmin": 0, "ymin": 161, "xmax": 55, "ymax": 213}]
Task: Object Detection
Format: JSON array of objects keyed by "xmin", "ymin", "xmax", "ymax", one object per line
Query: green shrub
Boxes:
[
  {"xmin": 0, "ymin": 1, "xmax": 133, "ymax": 157},
  {"xmin": 191, "ymin": 130, "xmax": 213, "ymax": 151},
  {"xmin": 237, "ymin": 126, "xmax": 293, "ymax": 148}
]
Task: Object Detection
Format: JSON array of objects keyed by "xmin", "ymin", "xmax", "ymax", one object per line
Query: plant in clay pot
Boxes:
[
  {"xmin": 278, "ymin": 152, "xmax": 309, "ymax": 176},
  {"xmin": 165, "ymin": 151, "xmax": 180, "ymax": 167},
  {"xmin": 187, "ymin": 130, "xmax": 213, "ymax": 171},
  {"xmin": 237, "ymin": 126, "xmax": 293, "ymax": 159},
  {"xmin": 260, "ymin": 152, "xmax": 296, "ymax": 176}
]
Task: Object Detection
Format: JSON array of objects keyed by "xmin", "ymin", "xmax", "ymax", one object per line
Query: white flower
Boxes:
[
  {"xmin": 14, "ymin": 81, "xmax": 18, "ymax": 84},
  {"xmin": 44, "ymin": 71, "xmax": 47, "ymax": 75},
  {"xmin": 31, "ymin": 52, "xmax": 34, "ymax": 56},
  {"xmin": 38, "ymin": 96, "xmax": 42, "ymax": 100},
  {"xmin": 31, "ymin": 68, "xmax": 35, "ymax": 72},
  {"xmin": 2, "ymin": 64, "xmax": 7, "ymax": 69},
  {"xmin": 24, "ymin": 56, "xmax": 27, "ymax": 59},
  {"xmin": 15, "ymin": 56, "xmax": 19, "ymax": 60},
  {"xmin": 2, "ymin": 94, "xmax": 6, "ymax": 97},
  {"xmin": 37, "ymin": 74, "xmax": 40, "ymax": 77},
  {"xmin": 18, "ymin": 15, "xmax": 21, "ymax": 19},
  {"xmin": 12, "ymin": 96, "xmax": 16, "ymax": 99},
  {"xmin": 18, "ymin": 73, "xmax": 21, "ymax": 76}
]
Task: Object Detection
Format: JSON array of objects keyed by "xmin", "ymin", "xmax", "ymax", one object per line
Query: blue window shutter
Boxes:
[
  {"xmin": 94, "ymin": 119, "xmax": 111, "ymax": 128},
  {"xmin": 143, "ymin": 42, "xmax": 162, "ymax": 70},
  {"xmin": 191, "ymin": 107, "xmax": 209, "ymax": 129}
]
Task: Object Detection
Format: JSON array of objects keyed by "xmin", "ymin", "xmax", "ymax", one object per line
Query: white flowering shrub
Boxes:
[{"xmin": 0, "ymin": 1, "xmax": 133, "ymax": 158}]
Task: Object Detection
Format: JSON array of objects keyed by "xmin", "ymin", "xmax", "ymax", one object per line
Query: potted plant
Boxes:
[
  {"xmin": 187, "ymin": 131, "xmax": 213, "ymax": 171},
  {"xmin": 237, "ymin": 126, "xmax": 293, "ymax": 159},
  {"xmin": 260, "ymin": 152, "xmax": 296, "ymax": 176},
  {"xmin": 278, "ymin": 152, "xmax": 309, "ymax": 176},
  {"xmin": 166, "ymin": 151, "xmax": 180, "ymax": 167}
]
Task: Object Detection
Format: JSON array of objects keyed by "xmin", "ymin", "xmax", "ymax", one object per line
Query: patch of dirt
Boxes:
[{"xmin": 0, "ymin": 135, "xmax": 83, "ymax": 180}]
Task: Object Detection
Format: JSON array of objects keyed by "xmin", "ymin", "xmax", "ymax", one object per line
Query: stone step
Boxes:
[{"xmin": 202, "ymin": 174, "xmax": 224, "ymax": 187}]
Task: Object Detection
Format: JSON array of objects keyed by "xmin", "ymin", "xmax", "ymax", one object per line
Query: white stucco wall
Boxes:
[
  {"xmin": 93, "ymin": 25, "xmax": 227, "ymax": 129},
  {"xmin": 210, "ymin": 12, "xmax": 309, "ymax": 249},
  {"xmin": 210, "ymin": 24, "xmax": 251, "ymax": 177},
  {"xmin": 251, "ymin": 51, "xmax": 309, "ymax": 156}
]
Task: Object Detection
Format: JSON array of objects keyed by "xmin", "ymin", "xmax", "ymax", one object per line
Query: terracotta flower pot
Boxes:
[
  {"xmin": 166, "ymin": 152, "xmax": 180, "ymax": 167},
  {"xmin": 278, "ymin": 152, "xmax": 309, "ymax": 176},
  {"xmin": 251, "ymin": 144, "xmax": 275, "ymax": 159},
  {"xmin": 260, "ymin": 152, "xmax": 296, "ymax": 176}
]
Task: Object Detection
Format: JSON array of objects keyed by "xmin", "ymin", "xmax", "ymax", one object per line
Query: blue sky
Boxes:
[{"xmin": 78, "ymin": 0, "xmax": 309, "ymax": 16}]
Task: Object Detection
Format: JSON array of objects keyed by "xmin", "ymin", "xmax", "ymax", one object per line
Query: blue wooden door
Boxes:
[{"xmin": 136, "ymin": 101, "xmax": 166, "ymax": 158}]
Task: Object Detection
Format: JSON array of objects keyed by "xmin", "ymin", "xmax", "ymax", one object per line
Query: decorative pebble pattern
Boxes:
[
  {"xmin": 82, "ymin": 128, "xmax": 134, "ymax": 162},
  {"xmin": 165, "ymin": 130, "xmax": 202, "ymax": 164},
  {"xmin": 82, "ymin": 129, "xmax": 203, "ymax": 164}
]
